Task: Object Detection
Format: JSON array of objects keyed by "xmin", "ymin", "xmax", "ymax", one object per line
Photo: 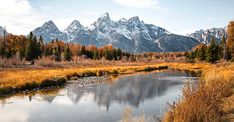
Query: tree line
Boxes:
[
  {"xmin": 0, "ymin": 32, "xmax": 133, "ymax": 64},
  {"xmin": 185, "ymin": 21, "xmax": 234, "ymax": 63}
]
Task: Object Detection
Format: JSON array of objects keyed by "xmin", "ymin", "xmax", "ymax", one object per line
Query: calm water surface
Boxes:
[{"xmin": 0, "ymin": 70, "xmax": 197, "ymax": 122}]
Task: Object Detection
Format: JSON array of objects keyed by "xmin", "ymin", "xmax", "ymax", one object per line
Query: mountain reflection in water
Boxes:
[{"xmin": 65, "ymin": 71, "xmax": 197, "ymax": 111}]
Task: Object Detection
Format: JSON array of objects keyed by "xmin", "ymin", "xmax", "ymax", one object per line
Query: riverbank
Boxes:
[
  {"xmin": 1, "ymin": 62, "xmax": 233, "ymax": 121},
  {"xmin": 0, "ymin": 62, "xmax": 213, "ymax": 96},
  {"xmin": 163, "ymin": 62, "xmax": 234, "ymax": 122},
  {"xmin": 0, "ymin": 63, "xmax": 169, "ymax": 96}
]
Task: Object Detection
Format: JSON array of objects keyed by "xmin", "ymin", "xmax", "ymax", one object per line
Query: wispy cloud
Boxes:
[
  {"xmin": 113, "ymin": 0, "xmax": 167, "ymax": 11},
  {"xmin": 0, "ymin": 0, "xmax": 45, "ymax": 35}
]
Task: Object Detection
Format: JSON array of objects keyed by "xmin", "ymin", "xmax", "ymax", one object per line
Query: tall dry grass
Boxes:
[
  {"xmin": 163, "ymin": 63, "xmax": 234, "ymax": 122},
  {"xmin": 122, "ymin": 107, "xmax": 145, "ymax": 122},
  {"xmin": 0, "ymin": 64, "xmax": 167, "ymax": 90}
]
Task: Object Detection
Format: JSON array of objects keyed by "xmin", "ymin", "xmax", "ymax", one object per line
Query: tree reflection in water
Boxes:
[{"xmin": 66, "ymin": 71, "xmax": 197, "ymax": 111}]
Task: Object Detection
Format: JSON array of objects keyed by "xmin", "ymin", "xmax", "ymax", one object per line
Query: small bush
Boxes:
[
  {"xmin": 111, "ymin": 69, "xmax": 119, "ymax": 75},
  {"xmin": 0, "ymin": 87, "xmax": 13, "ymax": 96},
  {"xmin": 96, "ymin": 70, "xmax": 104, "ymax": 76},
  {"xmin": 83, "ymin": 70, "xmax": 97, "ymax": 77},
  {"xmin": 40, "ymin": 78, "xmax": 66, "ymax": 87},
  {"xmin": 21, "ymin": 81, "xmax": 39, "ymax": 90}
]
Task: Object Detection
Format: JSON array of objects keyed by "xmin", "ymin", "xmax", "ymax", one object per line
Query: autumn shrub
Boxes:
[
  {"xmin": 37, "ymin": 56, "xmax": 56, "ymax": 67},
  {"xmin": 163, "ymin": 65, "xmax": 234, "ymax": 122}
]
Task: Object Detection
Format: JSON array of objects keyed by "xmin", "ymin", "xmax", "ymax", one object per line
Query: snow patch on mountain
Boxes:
[{"xmin": 31, "ymin": 13, "xmax": 200, "ymax": 53}]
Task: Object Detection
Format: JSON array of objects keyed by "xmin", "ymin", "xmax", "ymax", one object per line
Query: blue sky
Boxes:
[{"xmin": 0, "ymin": 0, "xmax": 234, "ymax": 35}]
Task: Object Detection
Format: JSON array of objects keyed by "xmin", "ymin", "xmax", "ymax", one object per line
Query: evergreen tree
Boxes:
[
  {"xmin": 19, "ymin": 47, "xmax": 25, "ymax": 60},
  {"xmin": 43, "ymin": 43, "xmax": 50, "ymax": 56},
  {"xmin": 220, "ymin": 36, "xmax": 227, "ymax": 60},
  {"xmin": 93, "ymin": 50, "xmax": 99, "ymax": 60},
  {"xmin": 39, "ymin": 35, "xmax": 44, "ymax": 57},
  {"xmin": 0, "ymin": 39, "xmax": 6, "ymax": 58},
  {"xmin": 44, "ymin": 46, "xmax": 49, "ymax": 56},
  {"xmin": 0, "ymin": 28, "xmax": 7, "ymax": 58},
  {"xmin": 56, "ymin": 38, "xmax": 61, "ymax": 54},
  {"xmin": 34, "ymin": 36, "xmax": 42, "ymax": 58},
  {"xmin": 185, "ymin": 51, "xmax": 195, "ymax": 63},
  {"xmin": 85, "ymin": 50, "xmax": 93, "ymax": 59},
  {"xmin": 64, "ymin": 44, "xmax": 72, "ymax": 61},
  {"xmin": 104, "ymin": 49, "xmax": 113, "ymax": 60},
  {"xmin": 116, "ymin": 48, "xmax": 122, "ymax": 59},
  {"xmin": 5, "ymin": 50, "xmax": 13, "ymax": 59},
  {"xmin": 206, "ymin": 37, "xmax": 219, "ymax": 63},
  {"xmin": 56, "ymin": 38, "xmax": 59, "ymax": 43},
  {"xmin": 25, "ymin": 32, "xmax": 38, "ymax": 64},
  {"xmin": 53, "ymin": 47, "xmax": 61, "ymax": 62},
  {"xmin": 197, "ymin": 45, "xmax": 207, "ymax": 61},
  {"xmin": 113, "ymin": 49, "xmax": 118, "ymax": 60},
  {"xmin": 81, "ymin": 45, "xmax": 86, "ymax": 55}
]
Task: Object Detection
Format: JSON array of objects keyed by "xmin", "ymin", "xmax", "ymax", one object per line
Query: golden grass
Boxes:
[
  {"xmin": 0, "ymin": 63, "xmax": 168, "ymax": 89},
  {"xmin": 0, "ymin": 62, "xmax": 210, "ymax": 96},
  {"xmin": 163, "ymin": 63, "xmax": 234, "ymax": 122},
  {"xmin": 166, "ymin": 62, "xmax": 211, "ymax": 72}
]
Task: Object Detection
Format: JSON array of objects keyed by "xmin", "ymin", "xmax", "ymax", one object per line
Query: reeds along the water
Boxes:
[{"xmin": 163, "ymin": 64, "xmax": 234, "ymax": 122}]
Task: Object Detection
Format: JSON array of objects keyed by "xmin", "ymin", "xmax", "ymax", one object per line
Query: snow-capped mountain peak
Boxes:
[
  {"xmin": 99, "ymin": 12, "xmax": 110, "ymax": 20},
  {"xmin": 32, "ymin": 20, "xmax": 67, "ymax": 42},
  {"xmin": 42, "ymin": 20, "xmax": 58, "ymax": 30},
  {"xmin": 31, "ymin": 13, "xmax": 200, "ymax": 53},
  {"xmin": 88, "ymin": 12, "xmax": 114, "ymax": 34},
  {"xmin": 64, "ymin": 20, "xmax": 84, "ymax": 33}
]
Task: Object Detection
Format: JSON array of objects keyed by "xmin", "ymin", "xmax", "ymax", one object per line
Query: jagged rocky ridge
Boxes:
[
  {"xmin": 188, "ymin": 27, "xmax": 227, "ymax": 44},
  {"xmin": 32, "ymin": 13, "xmax": 200, "ymax": 53}
]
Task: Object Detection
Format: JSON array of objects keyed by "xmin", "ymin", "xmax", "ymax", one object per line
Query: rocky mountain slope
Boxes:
[
  {"xmin": 32, "ymin": 13, "xmax": 200, "ymax": 53},
  {"xmin": 32, "ymin": 20, "xmax": 67, "ymax": 41},
  {"xmin": 188, "ymin": 27, "xmax": 227, "ymax": 44}
]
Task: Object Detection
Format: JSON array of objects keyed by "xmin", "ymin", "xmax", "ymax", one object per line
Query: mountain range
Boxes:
[
  {"xmin": 1, "ymin": 13, "xmax": 227, "ymax": 53},
  {"xmin": 32, "ymin": 13, "xmax": 201, "ymax": 53}
]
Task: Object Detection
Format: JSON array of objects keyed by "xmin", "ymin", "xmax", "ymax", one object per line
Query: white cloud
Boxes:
[
  {"xmin": 0, "ymin": 0, "xmax": 45, "ymax": 35},
  {"xmin": 113, "ymin": 0, "xmax": 167, "ymax": 11}
]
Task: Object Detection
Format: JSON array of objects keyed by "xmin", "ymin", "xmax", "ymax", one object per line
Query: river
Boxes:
[{"xmin": 0, "ymin": 70, "xmax": 197, "ymax": 122}]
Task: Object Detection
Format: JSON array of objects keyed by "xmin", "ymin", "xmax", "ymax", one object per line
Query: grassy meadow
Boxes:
[{"xmin": 0, "ymin": 62, "xmax": 169, "ymax": 96}]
